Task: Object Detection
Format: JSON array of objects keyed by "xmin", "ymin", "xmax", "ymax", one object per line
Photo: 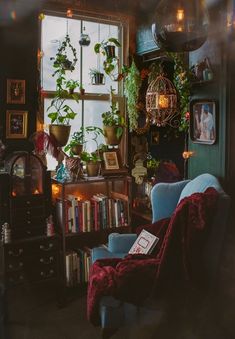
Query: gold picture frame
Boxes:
[
  {"xmin": 103, "ymin": 151, "xmax": 120, "ymax": 170},
  {"xmin": 6, "ymin": 110, "xmax": 28, "ymax": 139},
  {"xmin": 7, "ymin": 79, "xmax": 26, "ymax": 104}
]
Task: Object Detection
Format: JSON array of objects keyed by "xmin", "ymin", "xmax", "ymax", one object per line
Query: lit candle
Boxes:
[
  {"xmin": 67, "ymin": 9, "xmax": 73, "ymax": 18},
  {"xmin": 158, "ymin": 95, "xmax": 169, "ymax": 109},
  {"xmin": 176, "ymin": 9, "xmax": 184, "ymax": 21}
]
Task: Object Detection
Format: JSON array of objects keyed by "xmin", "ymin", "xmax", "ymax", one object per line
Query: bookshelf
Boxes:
[{"xmin": 51, "ymin": 176, "xmax": 132, "ymax": 293}]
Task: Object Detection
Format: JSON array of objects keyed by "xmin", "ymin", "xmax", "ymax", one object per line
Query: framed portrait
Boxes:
[
  {"xmin": 103, "ymin": 151, "xmax": 120, "ymax": 170},
  {"xmin": 6, "ymin": 110, "xmax": 28, "ymax": 139},
  {"xmin": 7, "ymin": 79, "xmax": 25, "ymax": 104},
  {"xmin": 190, "ymin": 100, "xmax": 217, "ymax": 145}
]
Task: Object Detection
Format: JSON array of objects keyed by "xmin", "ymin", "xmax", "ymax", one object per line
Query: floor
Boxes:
[{"xmin": 2, "ymin": 281, "xmax": 235, "ymax": 339}]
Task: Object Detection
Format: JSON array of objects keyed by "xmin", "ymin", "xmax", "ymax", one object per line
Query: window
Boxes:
[{"xmin": 40, "ymin": 13, "xmax": 125, "ymax": 170}]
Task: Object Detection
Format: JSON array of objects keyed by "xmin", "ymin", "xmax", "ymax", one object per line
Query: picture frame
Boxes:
[
  {"xmin": 6, "ymin": 110, "xmax": 28, "ymax": 139},
  {"xmin": 101, "ymin": 150, "xmax": 128, "ymax": 176},
  {"xmin": 103, "ymin": 151, "xmax": 120, "ymax": 170},
  {"xmin": 7, "ymin": 79, "xmax": 25, "ymax": 104},
  {"xmin": 190, "ymin": 100, "xmax": 216, "ymax": 145}
]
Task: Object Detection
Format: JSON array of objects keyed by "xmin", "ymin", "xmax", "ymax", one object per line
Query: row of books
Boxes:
[
  {"xmin": 65, "ymin": 247, "xmax": 93, "ymax": 287},
  {"xmin": 56, "ymin": 193, "xmax": 129, "ymax": 234}
]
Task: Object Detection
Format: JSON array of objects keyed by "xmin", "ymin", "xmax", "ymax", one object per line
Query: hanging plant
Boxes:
[
  {"xmin": 50, "ymin": 34, "xmax": 78, "ymax": 79},
  {"xmin": 167, "ymin": 52, "xmax": 192, "ymax": 132},
  {"xmin": 124, "ymin": 60, "xmax": 142, "ymax": 132}
]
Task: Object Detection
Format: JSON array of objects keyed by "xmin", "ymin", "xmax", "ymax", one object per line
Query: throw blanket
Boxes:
[{"xmin": 87, "ymin": 188, "xmax": 219, "ymax": 326}]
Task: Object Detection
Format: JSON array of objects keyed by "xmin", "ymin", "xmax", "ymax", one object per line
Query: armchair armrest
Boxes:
[
  {"xmin": 91, "ymin": 233, "xmax": 137, "ymax": 264},
  {"xmin": 151, "ymin": 180, "xmax": 190, "ymax": 222},
  {"xmin": 108, "ymin": 233, "xmax": 137, "ymax": 254}
]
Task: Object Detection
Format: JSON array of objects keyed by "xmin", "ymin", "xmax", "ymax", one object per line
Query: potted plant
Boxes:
[
  {"xmin": 64, "ymin": 128, "xmax": 86, "ymax": 156},
  {"xmin": 47, "ymin": 89, "xmax": 79, "ymax": 147},
  {"xmin": 94, "ymin": 38, "xmax": 121, "ymax": 80},
  {"xmin": 65, "ymin": 79, "xmax": 80, "ymax": 94},
  {"xmin": 80, "ymin": 151, "xmax": 101, "ymax": 177},
  {"xmin": 79, "ymin": 84, "xmax": 85, "ymax": 95},
  {"xmin": 102, "ymin": 88, "xmax": 125, "ymax": 145},
  {"xmin": 64, "ymin": 126, "xmax": 103, "ymax": 157},
  {"xmin": 89, "ymin": 68, "xmax": 105, "ymax": 85}
]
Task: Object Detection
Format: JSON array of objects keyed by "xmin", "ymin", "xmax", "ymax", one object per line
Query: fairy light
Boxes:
[
  {"xmin": 67, "ymin": 8, "xmax": 73, "ymax": 18},
  {"xmin": 38, "ymin": 13, "xmax": 45, "ymax": 21}
]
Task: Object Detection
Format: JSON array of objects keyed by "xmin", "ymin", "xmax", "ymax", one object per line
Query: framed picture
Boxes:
[
  {"xmin": 6, "ymin": 110, "xmax": 28, "ymax": 139},
  {"xmin": 190, "ymin": 100, "xmax": 216, "ymax": 145},
  {"xmin": 7, "ymin": 79, "xmax": 25, "ymax": 104},
  {"xmin": 103, "ymin": 151, "xmax": 120, "ymax": 170}
]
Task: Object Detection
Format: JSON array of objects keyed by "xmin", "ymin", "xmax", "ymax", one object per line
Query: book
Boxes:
[{"xmin": 128, "ymin": 229, "xmax": 160, "ymax": 255}]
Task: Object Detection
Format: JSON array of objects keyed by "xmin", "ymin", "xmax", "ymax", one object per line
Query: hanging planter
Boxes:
[
  {"xmin": 49, "ymin": 124, "xmax": 71, "ymax": 147},
  {"xmin": 89, "ymin": 68, "xmax": 105, "ymax": 85},
  {"xmin": 104, "ymin": 45, "xmax": 116, "ymax": 58},
  {"xmin": 50, "ymin": 34, "xmax": 77, "ymax": 76}
]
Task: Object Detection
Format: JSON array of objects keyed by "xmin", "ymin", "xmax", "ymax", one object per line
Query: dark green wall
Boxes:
[
  {"xmin": 188, "ymin": 6, "xmax": 228, "ymax": 184},
  {"xmin": 0, "ymin": 11, "xmax": 40, "ymax": 155}
]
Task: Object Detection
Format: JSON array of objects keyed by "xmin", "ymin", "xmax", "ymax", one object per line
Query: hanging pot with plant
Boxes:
[
  {"xmin": 50, "ymin": 34, "xmax": 77, "ymax": 74},
  {"xmin": 102, "ymin": 87, "xmax": 125, "ymax": 146},
  {"xmin": 89, "ymin": 68, "xmax": 105, "ymax": 85}
]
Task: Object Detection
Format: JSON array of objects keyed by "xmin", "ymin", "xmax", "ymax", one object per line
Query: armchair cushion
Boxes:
[{"xmin": 108, "ymin": 233, "xmax": 137, "ymax": 254}]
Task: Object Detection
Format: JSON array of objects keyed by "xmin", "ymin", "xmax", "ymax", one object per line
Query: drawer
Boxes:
[
  {"xmin": 11, "ymin": 206, "xmax": 45, "ymax": 219},
  {"xmin": 7, "ymin": 271, "xmax": 26, "ymax": 286},
  {"xmin": 11, "ymin": 226, "xmax": 46, "ymax": 240},
  {"xmin": 10, "ymin": 196, "xmax": 45, "ymax": 209},
  {"xmin": 5, "ymin": 244, "xmax": 25, "ymax": 259},
  {"xmin": 11, "ymin": 215, "xmax": 46, "ymax": 228},
  {"xmin": 6, "ymin": 259, "xmax": 24, "ymax": 272},
  {"xmin": 30, "ymin": 267, "xmax": 57, "ymax": 282}
]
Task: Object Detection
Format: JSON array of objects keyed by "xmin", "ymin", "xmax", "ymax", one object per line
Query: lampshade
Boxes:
[
  {"xmin": 152, "ymin": 0, "xmax": 208, "ymax": 52},
  {"xmin": 146, "ymin": 75, "xmax": 178, "ymax": 127}
]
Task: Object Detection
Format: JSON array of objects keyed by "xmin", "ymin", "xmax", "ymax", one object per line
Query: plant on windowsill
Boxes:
[
  {"xmin": 94, "ymin": 37, "xmax": 121, "ymax": 80},
  {"xmin": 102, "ymin": 87, "xmax": 125, "ymax": 146},
  {"xmin": 64, "ymin": 126, "xmax": 103, "ymax": 157},
  {"xmin": 80, "ymin": 151, "xmax": 101, "ymax": 177},
  {"xmin": 65, "ymin": 79, "xmax": 80, "ymax": 94}
]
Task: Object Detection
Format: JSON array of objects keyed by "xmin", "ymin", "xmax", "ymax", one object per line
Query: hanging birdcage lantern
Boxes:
[{"xmin": 146, "ymin": 74, "xmax": 178, "ymax": 127}]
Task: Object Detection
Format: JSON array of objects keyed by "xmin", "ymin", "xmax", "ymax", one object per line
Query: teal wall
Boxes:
[{"xmin": 188, "ymin": 7, "xmax": 228, "ymax": 184}]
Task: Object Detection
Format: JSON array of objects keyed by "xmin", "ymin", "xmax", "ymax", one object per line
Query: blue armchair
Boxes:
[{"xmin": 90, "ymin": 173, "xmax": 230, "ymax": 337}]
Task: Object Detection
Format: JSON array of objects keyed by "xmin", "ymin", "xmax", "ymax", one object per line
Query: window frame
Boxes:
[{"xmin": 38, "ymin": 9, "xmax": 129, "ymax": 167}]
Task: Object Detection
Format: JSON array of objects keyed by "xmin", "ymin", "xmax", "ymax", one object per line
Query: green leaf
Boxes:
[{"xmin": 94, "ymin": 43, "xmax": 101, "ymax": 53}]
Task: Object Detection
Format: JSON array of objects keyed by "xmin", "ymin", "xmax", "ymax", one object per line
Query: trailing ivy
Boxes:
[
  {"xmin": 124, "ymin": 60, "xmax": 142, "ymax": 132},
  {"xmin": 167, "ymin": 52, "xmax": 192, "ymax": 132}
]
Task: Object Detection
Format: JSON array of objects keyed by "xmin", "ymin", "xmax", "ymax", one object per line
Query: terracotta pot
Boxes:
[
  {"xmin": 103, "ymin": 125, "xmax": 123, "ymax": 146},
  {"xmin": 71, "ymin": 144, "xmax": 83, "ymax": 156},
  {"xmin": 86, "ymin": 161, "xmax": 100, "ymax": 177},
  {"xmin": 49, "ymin": 125, "xmax": 71, "ymax": 147}
]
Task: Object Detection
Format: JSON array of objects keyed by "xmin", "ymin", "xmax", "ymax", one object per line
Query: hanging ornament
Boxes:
[{"xmin": 79, "ymin": 25, "xmax": 91, "ymax": 46}]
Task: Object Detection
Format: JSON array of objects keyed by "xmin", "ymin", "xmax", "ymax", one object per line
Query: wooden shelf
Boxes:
[{"xmin": 132, "ymin": 209, "xmax": 152, "ymax": 222}]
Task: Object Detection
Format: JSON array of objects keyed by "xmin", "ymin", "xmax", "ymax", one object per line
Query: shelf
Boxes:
[{"xmin": 132, "ymin": 209, "xmax": 152, "ymax": 222}]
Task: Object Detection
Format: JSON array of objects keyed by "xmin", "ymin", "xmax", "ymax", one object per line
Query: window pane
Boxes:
[
  {"xmin": 82, "ymin": 21, "xmax": 119, "ymax": 94},
  {"xmin": 41, "ymin": 15, "xmax": 81, "ymax": 91},
  {"xmin": 83, "ymin": 101, "xmax": 108, "ymax": 153}
]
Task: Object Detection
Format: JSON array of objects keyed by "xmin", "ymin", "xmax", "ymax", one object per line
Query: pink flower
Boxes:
[{"xmin": 185, "ymin": 112, "xmax": 190, "ymax": 120}]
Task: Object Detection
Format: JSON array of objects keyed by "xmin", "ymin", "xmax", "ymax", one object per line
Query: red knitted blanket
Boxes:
[{"xmin": 87, "ymin": 188, "xmax": 218, "ymax": 326}]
